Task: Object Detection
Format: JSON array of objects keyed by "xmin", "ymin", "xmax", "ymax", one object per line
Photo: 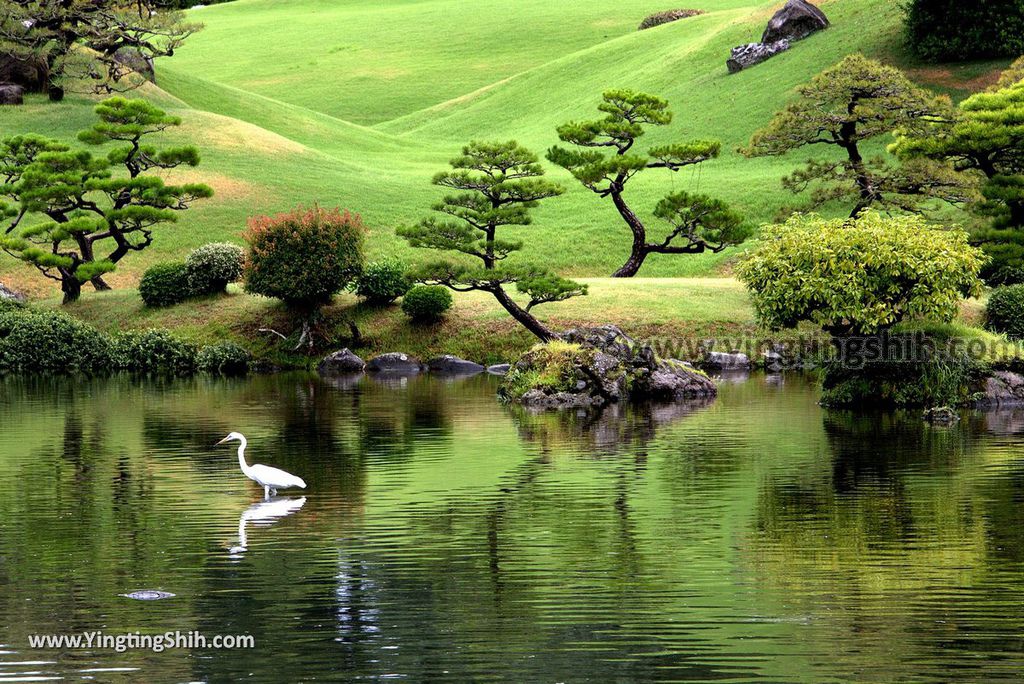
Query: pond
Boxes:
[{"xmin": 0, "ymin": 372, "xmax": 1023, "ymax": 682}]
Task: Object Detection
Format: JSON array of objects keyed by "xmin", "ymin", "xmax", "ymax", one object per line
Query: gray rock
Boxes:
[
  {"xmin": 762, "ymin": 0, "xmax": 829, "ymax": 44},
  {"xmin": 0, "ymin": 53, "xmax": 47, "ymax": 92},
  {"xmin": 114, "ymin": 47, "xmax": 156, "ymax": 83},
  {"xmin": 727, "ymin": 40, "xmax": 790, "ymax": 74},
  {"xmin": 701, "ymin": 351, "xmax": 752, "ymax": 370},
  {"xmin": 637, "ymin": 9, "xmax": 704, "ymax": 31},
  {"xmin": 121, "ymin": 590, "xmax": 175, "ymax": 600},
  {"xmin": 366, "ymin": 352, "xmax": 425, "ymax": 374},
  {"xmin": 502, "ymin": 325, "xmax": 717, "ymax": 409},
  {"xmin": 763, "ymin": 349, "xmax": 785, "ymax": 372},
  {"xmin": 0, "ymin": 282, "xmax": 26, "ymax": 303},
  {"xmin": 487, "ymin": 363, "xmax": 511, "ymax": 376},
  {"xmin": 977, "ymin": 370, "xmax": 1024, "ymax": 408},
  {"xmin": 0, "ymin": 83, "xmax": 24, "ymax": 105},
  {"xmin": 317, "ymin": 348, "xmax": 365, "ymax": 375},
  {"xmin": 426, "ymin": 355, "xmax": 484, "ymax": 375}
]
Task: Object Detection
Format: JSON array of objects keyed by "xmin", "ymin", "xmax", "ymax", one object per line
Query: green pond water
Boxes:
[{"xmin": 1, "ymin": 372, "xmax": 1023, "ymax": 683}]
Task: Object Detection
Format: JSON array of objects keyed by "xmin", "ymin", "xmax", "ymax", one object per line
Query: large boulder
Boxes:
[
  {"xmin": 762, "ymin": 0, "xmax": 829, "ymax": 44},
  {"xmin": 0, "ymin": 83, "xmax": 24, "ymax": 105},
  {"xmin": 727, "ymin": 40, "xmax": 790, "ymax": 73},
  {"xmin": 426, "ymin": 355, "xmax": 484, "ymax": 375},
  {"xmin": 500, "ymin": 325, "xmax": 716, "ymax": 409},
  {"xmin": 487, "ymin": 363, "xmax": 511, "ymax": 376},
  {"xmin": 366, "ymin": 352, "xmax": 425, "ymax": 374},
  {"xmin": 0, "ymin": 53, "xmax": 48, "ymax": 93},
  {"xmin": 113, "ymin": 47, "xmax": 156, "ymax": 83},
  {"xmin": 317, "ymin": 348, "xmax": 365, "ymax": 376}
]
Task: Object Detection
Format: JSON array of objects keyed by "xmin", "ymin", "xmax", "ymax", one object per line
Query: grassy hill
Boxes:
[{"xmin": 0, "ymin": 0, "xmax": 1010, "ymax": 359}]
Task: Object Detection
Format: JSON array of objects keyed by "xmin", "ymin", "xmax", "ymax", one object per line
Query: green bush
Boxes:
[
  {"xmin": 904, "ymin": 0, "xmax": 1024, "ymax": 61},
  {"xmin": 736, "ymin": 212, "xmax": 985, "ymax": 335},
  {"xmin": 113, "ymin": 330, "xmax": 197, "ymax": 374},
  {"xmin": 140, "ymin": 262, "xmax": 193, "ymax": 308},
  {"xmin": 354, "ymin": 259, "xmax": 411, "ymax": 304},
  {"xmin": 401, "ymin": 285, "xmax": 452, "ymax": 322},
  {"xmin": 186, "ymin": 243, "xmax": 244, "ymax": 294},
  {"xmin": 197, "ymin": 341, "xmax": 251, "ymax": 376},
  {"xmin": 0, "ymin": 297, "xmax": 25, "ymax": 312},
  {"xmin": 0, "ymin": 308, "xmax": 113, "ymax": 373},
  {"xmin": 986, "ymin": 285, "xmax": 1024, "ymax": 339}
]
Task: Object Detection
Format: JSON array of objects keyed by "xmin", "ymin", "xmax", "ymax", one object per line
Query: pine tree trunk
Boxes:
[
  {"xmin": 492, "ymin": 287, "xmax": 555, "ymax": 341},
  {"xmin": 61, "ymin": 276, "xmax": 81, "ymax": 304},
  {"xmin": 610, "ymin": 191, "xmax": 649, "ymax": 278},
  {"xmin": 90, "ymin": 276, "xmax": 112, "ymax": 291}
]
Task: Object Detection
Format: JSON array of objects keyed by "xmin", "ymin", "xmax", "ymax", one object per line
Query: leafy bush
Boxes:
[
  {"xmin": 113, "ymin": 330, "xmax": 197, "ymax": 374},
  {"xmin": 0, "ymin": 297, "xmax": 25, "ymax": 312},
  {"xmin": 140, "ymin": 262, "xmax": 193, "ymax": 308},
  {"xmin": 637, "ymin": 8, "xmax": 704, "ymax": 30},
  {"xmin": 354, "ymin": 259, "xmax": 411, "ymax": 304},
  {"xmin": 197, "ymin": 341, "xmax": 251, "ymax": 376},
  {"xmin": 983, "ymin": 263, "xmax": 1024, "ymax": 287},
  {"xmin": 401, "ymin": 285, "xmax": 452, "ymax": 322},
  {"xmin": 0, "ymin": 308, "xmax": 113, "ymax": 373},
  {"xmin": 244, "ymin": 206, "xmax": 365, "ymax": 308},
  {"xmin": 186, "ymin": 243, "xmax": 244, "ymax": 294},
  {"xmin": 821, "ymin": 344, "xmax": 985, "ymax": 408},
  {"xmin": 986, "ymin": 285, "xmax": 1024, "ymax": 339},
  {"xmin": 904, "ymin": 0, "xmax": 1024, "ymax": 61},
  {"xmin": 736, "ymin": 212, "xmax": 985, "ymax": 335}
]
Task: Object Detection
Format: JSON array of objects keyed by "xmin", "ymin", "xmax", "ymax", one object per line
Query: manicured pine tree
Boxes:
[
  {"xmin": 742, "ymin": 54, "xmax": 974, "ymax": 218},
  {"xmin": 893, "ymin": 62, "xmax": 1024, "ymax": 279},
  {"xmin": 548, "ymin": 89, "xmax": 746, "ymax": 278},
  {"xmin": 0, "ymin": 97, "xmax": 212, "ymax": 303},
  {"xmin": 398, "ymin": 140, "xmax": 586, "ymax": 341}
]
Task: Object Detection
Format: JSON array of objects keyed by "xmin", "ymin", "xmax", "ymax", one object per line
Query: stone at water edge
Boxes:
[
  {"xmin": 0, "ymin": 83, "xmax": 25, "ymax": 105},
  {"xmin": 976, "ymin": 370, "xmax": 1024, "ymax": 408},
  {"xmin": 701, "ymin": 351, "xmax": 752, "ymax": 371},
  {"xmin": 727, "ymin": 40, "xmax": 790, "ymax": 74},
  {"xmin": 923, "ymin": 406, "xmax": 960, "ymax": 424},
  {"xmin": 366, "ymin": 352, "xmax": 425, "ymax": 374},
  {"xmin": 317, "ymin": 348, "xmax": 365, "ymax": 375},
  {"xmin": 426, "ymin": 355, "xmax": 485, "ymax": 375},
  {"xmin": 502, "ymin": 325, "xmax": 717, "ymax": 409},
  {"xmin": 762, "ymin": 0, "xmax": 829, "ymax": 44},
  {"xmin": 486, "ymin": 363, "xmax": 511, "ymax": 376}
]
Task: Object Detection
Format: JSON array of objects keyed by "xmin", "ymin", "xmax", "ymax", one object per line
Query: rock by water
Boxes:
[
  {"xmin": 366, "ymin": 352, "xmax": 425, "ymax": 374},
  {"xmin": 317, "ymin": 348, "xmax": 365, "ymax": 375}
]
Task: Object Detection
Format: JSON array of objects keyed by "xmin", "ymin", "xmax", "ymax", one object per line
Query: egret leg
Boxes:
[{"xmin": 264, "ymin": 485, "xmax": 270, "ymax": 499}]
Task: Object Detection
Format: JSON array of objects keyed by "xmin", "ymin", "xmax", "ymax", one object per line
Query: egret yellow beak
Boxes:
[{"xmin": 215, "ymin": 436, "xmax": 230, "ymax": 445}]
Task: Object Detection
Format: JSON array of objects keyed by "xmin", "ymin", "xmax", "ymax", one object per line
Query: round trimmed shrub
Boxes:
[
  {"xmin": 113, "ymin": 330, "xmax": 198, "ymax": 374},
  {"xmin": 986, "ymin": 285, "xmax": 1024, "ymax": 339},
  {"xmin": 197, "ymin": 341, "xmax": 251, "ymax": 376},
  {"xmin": 0, "ymin": 308, "xmax": 113, "ymax": 373},
  {"xmin": 186, "ymin": 243, "xmax": 244, "ymax": 295},
  {"xmin": 401, "ymin": 285, "xmax": 452, "ymax": 322},
  {"xmin": 354, "ymin": 259, "xmax": 411, "ymax": 305},
  {"xmin": 140, "ymin": 262, "xmax": 192, "ymax": 308},
  {"xmin": 244, "ymin": 206, "xmax": 365, "ymax": 308}
]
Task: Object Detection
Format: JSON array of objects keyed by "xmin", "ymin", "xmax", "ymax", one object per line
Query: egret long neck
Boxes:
[{"xmin": 236, "ymin": 438, "xmax": 251, "ymax": 476}]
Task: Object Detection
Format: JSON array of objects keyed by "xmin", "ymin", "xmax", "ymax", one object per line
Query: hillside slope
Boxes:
[{"xmin": 0, "ymin": 0, "xmax": 992, "ymax": 297}]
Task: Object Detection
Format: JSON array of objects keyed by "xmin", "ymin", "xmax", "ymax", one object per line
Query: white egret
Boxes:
[{"xmin": 216, "ymin": 432, "xmax": 306, "ymax": 499}]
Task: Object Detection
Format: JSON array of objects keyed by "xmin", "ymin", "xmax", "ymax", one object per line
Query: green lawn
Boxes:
[
  {"xmin": 53, "ymin": 277, "xmax": 758, "ymax": 365},
  {"xmin": 0, "ymin": 0, "xmax": 1010, "ymax": 325}
]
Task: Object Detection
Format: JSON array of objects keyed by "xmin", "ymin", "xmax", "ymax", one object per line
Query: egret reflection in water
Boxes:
[{"xmin": 229, "ymin": 496, "xmax": 307, "ymax": 559}]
